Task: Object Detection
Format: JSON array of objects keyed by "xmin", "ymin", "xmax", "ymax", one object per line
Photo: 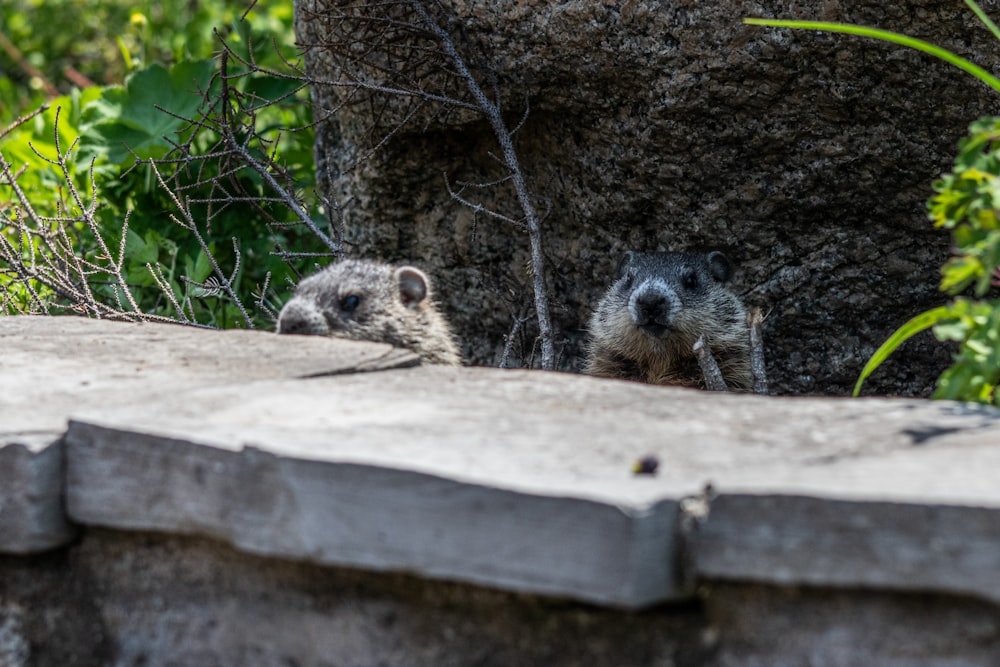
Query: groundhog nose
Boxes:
[
  {"xmin": 276, "ymin": 302, "xmax": 328, "ymax": 336},
  {"xmin": 276, "ymin": 313, "xmax": 307, "ymax": 334},
  {"xmin": 631, "ymin": 295, "xmax": 670, "ymax": 324}
]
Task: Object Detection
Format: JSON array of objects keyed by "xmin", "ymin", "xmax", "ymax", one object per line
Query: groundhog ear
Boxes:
[
  {"xmin": 395, "ymin": 266, "xmax": 429, "ymax": 309},
  {"xmin": 616, "ymin": 251, "xmax": 637, "ymax": 276},
  {"xmin": 706, "ymin": 251, "xmax": 734, "ymax": 283}
]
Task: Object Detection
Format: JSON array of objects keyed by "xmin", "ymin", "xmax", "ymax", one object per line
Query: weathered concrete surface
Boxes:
[
  {"xmin": 296, "ymin": 0, "xmax": 995, "ymax": 396},
  {"xmin": 65, "ymin": 376, "xmax": 684, "ymax": 607},
  {"xmin": 64, "ymin": 363, "xmax": 1000, "ymax": 608},
  {"xmin": 0, "ymin": 529, "xmax": 712, "ymax": 667},
  {"xmin": 4, "ymin": 316, "xmax": 1000, "ymax": 665},
  {"xmin": 0, "ymin": 434, "xmax": 75, "ymax": 553},
  {"xmin": 0, "ymin": 315, "xmax": 417, "ymax": 434},
  {"xmin": 697, "ymin": 495, "xmax": 1000, "ymax": 608},
  {"xmin": 0, "ymin": 315, "xmax": 417, "ymax": 554},
  {"xmin": 692, "ymin": 401, "xmax": 1000, "ymax": 604}
]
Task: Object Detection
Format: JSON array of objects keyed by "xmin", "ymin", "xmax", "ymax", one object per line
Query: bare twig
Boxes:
[
  {"xmin": 150, "ymin": 160, "xmax": 255, "ymax": 328},
  {"xmin": 694, "ymin": 336, "xmax": 729, "ymax": 392},
  {"xmin": 409, "ymin": 0, "xmax": 556, "ymax": 369},
  {"xmin": 748, "ymin": 307, "xmax": 769, "ymax": 395},
  {"xmin": 499, "ymin": 312, "xmax": 529, "ymax": 369}
]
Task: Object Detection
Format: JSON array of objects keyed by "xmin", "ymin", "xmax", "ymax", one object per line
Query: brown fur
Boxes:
[
  {"xmin": 276, "ymin": 259, "xmax": 461, "ymax": 365},
  {"xmin": 584, "ymin": 251, "xmax": 752, "ymax": 390}
]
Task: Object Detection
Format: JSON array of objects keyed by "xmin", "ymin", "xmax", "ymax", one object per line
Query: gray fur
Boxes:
[
  {"xmin": 584, "ymin": 250, "xmax": 752, "ymax": 390},
  {"xmin": 277, "ymin": 259, "xmax": 462, "ymax": 366}
]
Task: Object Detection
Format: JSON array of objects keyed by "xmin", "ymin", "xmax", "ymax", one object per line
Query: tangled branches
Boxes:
[
  {"xmin": 2, "ymin": 0, "xmax": 557, "ymax": 367},
  {"xmin": 0, "ymin": 23, "xmax": 334, "ymax": 327},
  {"xmin": 296, "ymin": 0, "xmax": 557, "ymax": 368},
  {"xmin": 0, "ymin": 106, "xmax": 167, "ymax": 322}
]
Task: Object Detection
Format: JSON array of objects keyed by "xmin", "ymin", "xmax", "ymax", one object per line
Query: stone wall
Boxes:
[
  {"xmin": 295, "ymin": 0, "xmax": 1000, "ymax": 396},
  {"xmin": 6, "ymin": 530, "xmax": 1000, "ymax": 667},
  {"xmin": 1, "ymin": 529, "xmax": 709, "ymax": 667},
  {"xmin": 4, "ymin": 316, "xmax": 1000, "ymax": 665}
]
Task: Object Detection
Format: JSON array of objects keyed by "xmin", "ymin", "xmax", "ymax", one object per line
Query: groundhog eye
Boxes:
[
  {"xmin": 340, "ymin": 294, "xmax": 361, "ymax": 312},
  {"xmin": 682, "ymin": 271, "xmax": 698, "ymax": 289}
]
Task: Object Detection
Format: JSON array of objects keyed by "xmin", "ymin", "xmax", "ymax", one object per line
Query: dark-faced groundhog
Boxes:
[
  {"xmin": 276, "ymin": 259, "xmax": 462, "ymax": 365},
  {"xmin": 584, "ymin": 250, "xmax": 754, "ymax": 391}
]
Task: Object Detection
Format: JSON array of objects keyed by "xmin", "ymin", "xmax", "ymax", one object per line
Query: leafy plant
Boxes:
[
  {"xmin": 853, "ymin": 118, "xmax": 1000, "ymax": 403},
  {"xmin": 80, "ymin": 60, "xmax": 216, "ymax": 164},
  {"xmin": 0, "ymin": 0, "xmax": 247, "ymax": 123},
  {"xmin": 747, "ymin": 1, "xmax": 1000, "ymax": 404},
  {"xmin": 1, "ymin": 3, "xmax": 329, "ymax": 327}
]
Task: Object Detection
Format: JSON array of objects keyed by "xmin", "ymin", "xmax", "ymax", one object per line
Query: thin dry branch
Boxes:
[
  {"xmin": 149, "ymin": 160, "xmax": 255, "ymax": 328},
  {"xmin": 409, "ymin": 0, "xmax": 555, "ymax": 369}
]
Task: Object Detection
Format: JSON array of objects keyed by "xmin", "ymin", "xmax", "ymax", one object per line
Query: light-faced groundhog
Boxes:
[
  {"xmin": 276, "ymin": 259, "xmax": 462, "ymax": 365},
  {"xmin": 584, "ymin": 250, "xmax": 754, "ymax": 391}
]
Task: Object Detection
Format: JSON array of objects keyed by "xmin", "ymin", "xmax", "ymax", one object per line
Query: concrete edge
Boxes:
[
  {"xmin": 63, "ymin": 421, "xmax": 686, "ymax": 609},
  {"xmin": 693, "ymin": 493, "xmax": 1000, "ymax": 605},
  {"xmin": 0, "ymin": 434, "xmax": 78, "ymax": 553}
]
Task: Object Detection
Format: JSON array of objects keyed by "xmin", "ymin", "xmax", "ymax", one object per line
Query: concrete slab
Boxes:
[
  {"xmin": 684, "ymin": 398, "xmax": 1000, "ymax": 604},
  {"xmin": 0, "ymin": 315, "xmax": 418, "ymax": 434},
  {"xmin": 0, "ymin": 315, "xmax": 418, "ymax": 554},
  {"xmin": 63, "ymin": 365, "xmax": 1000, "ymax": 608},
  {"xmin": 695, "ymin": 494, "xmax": 1000, "ymax": 604},
  {"xmin": 0, "ymin": 433, "xmax": 76, "ymax": 552}
]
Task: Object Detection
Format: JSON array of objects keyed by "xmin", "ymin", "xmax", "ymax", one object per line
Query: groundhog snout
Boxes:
[
  {"xmin": 628, "ymin": 280, "xmax": 678, "ymax": 336},
  {"xmin": 276, "ymin": 301, "xmax": 330, "ymax": 336}
]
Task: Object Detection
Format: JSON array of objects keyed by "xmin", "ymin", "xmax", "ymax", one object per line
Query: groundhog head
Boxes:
[
  {"xmin": 586, "ymin": 249, "xmax": 749, "ymax": 379},
  {"xmin": 276, "ymin": 259, "xmax": 461, "ymax": 365},
  {"xmin": 614, "ymin": 250, "xmax": 741, "ymax": 342}
]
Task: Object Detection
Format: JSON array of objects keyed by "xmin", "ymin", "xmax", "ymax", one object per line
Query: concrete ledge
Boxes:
[
  {"xmin": 0, "ymin": 315, "xmax": 417, "ymax": 556},
  {"xmin": 6, "ymin": 315, "xmax": 1000, "ymax": 614},
  {"xmin": 0, "ymin": 434, "xmax": 76, "ymax": 553},
  {"xmin": 695, "ymin": 494, "xmax": 1000, "ymax": 604},
  {"xmin": 66, "ymin": 422, "xmax": 678, "ymax": 607},
  {"xmin": 62, "ymin": 361, "xmax": 1000, "ymax": 609},
  {"xmin": 64, "ymin": 367, "xmax": 696, "ymax": 607},
  {"xmin": 0, "ymin": 315, "xmax": 417, "ymax": 434}
]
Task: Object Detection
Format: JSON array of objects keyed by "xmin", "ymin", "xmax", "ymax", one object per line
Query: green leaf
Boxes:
[
  {"xmin": 80, "ymin": 60, "xmax": 215, "ymax": 164},
  {"xmin": 940, "ymin": 255, "xmax": 982, "ymax": 294},
  {"xmin": 932, "ymin": 319, "xmax": 969, "ymax": 341},
  {"xmin": 853, "ymin": 306, "xmax": 957, "ymax": 396},
  {"xmin": 245, "ymin": 76, "xmax": 304, "ymax": 104},
  {"xmin": 186, "ymin": 250, "xmax": 214, "ymax": 285},
  {"xmin": 125, "ymin": 228, "xmax": 159, "ymax": 265}
]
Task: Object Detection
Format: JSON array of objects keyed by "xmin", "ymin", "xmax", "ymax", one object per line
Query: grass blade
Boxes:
[
  {"xmin": 744, "ymin": 18, "xmax": 1000, "ymax": 94},
  {"xmin": 966, "ymin": 0, "xmax": 1000, "ymax": 44},
  {"xmin": 852, "ymin": 306, "xmax": 955, "ymax": 397}
]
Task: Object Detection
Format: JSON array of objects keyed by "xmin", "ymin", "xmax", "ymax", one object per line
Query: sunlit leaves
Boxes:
[
  {"xmin": 854, "ymin": 117, "xmax": 1000, "ymax": 404},
  {"xmin": 80, "ymin": 60, "xmax": 215, "ymax": 164}
]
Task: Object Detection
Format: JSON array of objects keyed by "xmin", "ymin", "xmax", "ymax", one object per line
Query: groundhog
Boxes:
[
  {"xmin": 276, "ymin": 259, "xmax": 462, "ymax": 366},
  {"xmin": 584, "ymin": 250, "xmax": 753, "ymax": 391}
]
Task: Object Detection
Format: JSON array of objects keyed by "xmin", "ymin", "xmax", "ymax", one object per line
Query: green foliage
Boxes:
[
  {"xmin": 851, "ymin": 306, "xmax": 955, "ymax": 397},
  {"xmin": 2, "ymin": 1, "xmax": 324, "ymax": 327},
  {"xmin": 855, "ymin": 117, "xmax": 1000, "ymax": 401},
  {"xmin": 0, "ymin": 0, "xmax": 242, "ymax": 123},
  {"xmin": 748, "ymin": 1, "xmax": 1000, "ymax": 404},
  {"xmin": 80, "ymin": 60, "xmax": 216, "ymax": 164}
]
